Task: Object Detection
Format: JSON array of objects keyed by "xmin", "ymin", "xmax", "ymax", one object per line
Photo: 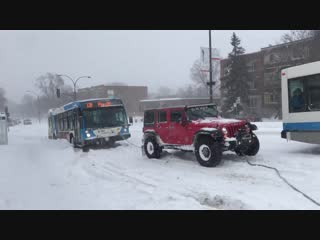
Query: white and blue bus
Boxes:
[
  {"xmin": 281, "ymin": 61, "xmax": 320, "ymax": 144},
  {"xmin": 48, "ymin": 98, "xmax": 132, "ymax": 148}
]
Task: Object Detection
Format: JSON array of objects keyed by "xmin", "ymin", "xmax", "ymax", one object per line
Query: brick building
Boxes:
[
  {"xmin": 220, "ymin": 37, "xmax": 320, "ymax": 118},
  {"xmin": 77, "ymin": 84, "xmax": 148, "ymax": 116}
]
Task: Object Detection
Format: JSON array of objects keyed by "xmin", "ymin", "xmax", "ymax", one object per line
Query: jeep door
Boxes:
[
  {"xmin": 155, "ymin": 110, "xmax": 169, "ymax": 143},
  {"xmin": 168, "ymin": 110, "xmax": 190, "ymax": 145}
]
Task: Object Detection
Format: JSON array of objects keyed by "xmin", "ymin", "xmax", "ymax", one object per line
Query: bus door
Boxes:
[{"xmin": 74, "ymin": 109, "xmax": 81, "ymax": 145}]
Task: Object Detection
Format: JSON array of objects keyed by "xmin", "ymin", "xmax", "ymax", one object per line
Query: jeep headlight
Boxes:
[{"xmin": 222, "ymin": 127, "xmax": 228, "ymax": 135}]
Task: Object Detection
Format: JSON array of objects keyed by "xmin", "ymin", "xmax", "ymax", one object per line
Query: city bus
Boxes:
[
  {"xmin": 48, "ymin": 98, "xmax": 132, "ymax": 149},
  {"xmin": 281, "ymin": 61, "xmax": 320, "ymax": 144}
]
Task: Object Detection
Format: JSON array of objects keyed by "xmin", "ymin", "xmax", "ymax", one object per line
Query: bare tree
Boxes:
[
  {"xmin": 190, "ymin": 59, "xmax": 220, "ymax": 97},
  {"xmin": 281, "ymin": 30, "xmax": 320, "ymax": 43},
  {"xmin": 34, "ymin": 72, "xmax": 73, "ymax": 112},
  {"xmin": 281, "ymin": 30, "xmax": 313, "ymax": 43},
  {"xmin": 35, "ymin": 73, "xmax": 69, "ymax": 99}
]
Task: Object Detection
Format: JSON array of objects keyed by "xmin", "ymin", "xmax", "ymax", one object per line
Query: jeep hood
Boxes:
[{"xmin": 191, "ymin": 117, "xmax": 246, "ymax": 128}]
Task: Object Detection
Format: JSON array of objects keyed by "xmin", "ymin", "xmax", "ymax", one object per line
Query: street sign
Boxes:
[{"xmin": 200, "ymin": 47, "xmax": 220, "ymax": 68}]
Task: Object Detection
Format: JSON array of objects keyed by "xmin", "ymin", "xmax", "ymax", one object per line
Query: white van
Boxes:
[{"xmin": 0, "ymin": 112, "xmax": 8, "ymax": 145}]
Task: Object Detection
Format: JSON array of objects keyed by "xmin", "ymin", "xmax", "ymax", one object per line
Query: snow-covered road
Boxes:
[{"xmin": 1, "ymin": 121, "xmax": 320, "ymax": 210}]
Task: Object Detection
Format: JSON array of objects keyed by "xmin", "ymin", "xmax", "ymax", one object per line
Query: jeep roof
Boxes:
[{"xmin": 144, "ymin": 103, "xmax": 217, "ymax": 112}]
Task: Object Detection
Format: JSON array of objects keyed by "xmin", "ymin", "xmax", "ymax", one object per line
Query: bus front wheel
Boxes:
[{"xmin": 82, "ymin": 146, "xmax": 90, "ymax": 152}]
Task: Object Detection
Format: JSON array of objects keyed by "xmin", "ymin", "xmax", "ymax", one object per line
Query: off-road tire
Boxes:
[
  {"xmin": 82, "ymin": 146, "xmax": 90, "ymax": 152},
  {"xmin": 195, "ymin": 136, "xmax": 222, "ymax": 167},
  {"xmin": 144, "ymin": 136, "xmax": 161, "ymax": 159},
  {"xmin": 245, "ymin": 134, "xmax": 260, "ymax": 156}
]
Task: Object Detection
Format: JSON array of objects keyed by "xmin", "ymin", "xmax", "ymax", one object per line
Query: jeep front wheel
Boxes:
[
  {"xmin": 195, "ymin": 137, "xmax": 222, "ymax": 167},
  {"xmin": 144, "ymin": 137, "xmax": 161, "ymax": 159},
  {"xmin": 245, "ymin": 134, "xmax": 260, "ymax": 156}
]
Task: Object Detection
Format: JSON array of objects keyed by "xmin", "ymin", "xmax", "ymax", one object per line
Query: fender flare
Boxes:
[
  {"xmin": 247, "ymin": 122, "xmax": 258, "ymax": 131},
  {"xmin": 143, "ymin": 131, "xmax": 165, "ymax": 146},
  {"xmin": 193, "ymin": 129, "xmax": 223, "ymax": 145}
]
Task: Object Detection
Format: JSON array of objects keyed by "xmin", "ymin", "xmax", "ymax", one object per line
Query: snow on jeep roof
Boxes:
[{"xmin": 144, "ymin": 103, "xmax": 217, "ymax": 111}]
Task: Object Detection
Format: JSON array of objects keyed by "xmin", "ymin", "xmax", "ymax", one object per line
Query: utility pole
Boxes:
[
  {"xmin": 209, "ymin": 30, "xmax": 213, "ymax": 103},
  {"xmin": 208, "ymin": 30, "xmax": 214, "ymax": 103}
]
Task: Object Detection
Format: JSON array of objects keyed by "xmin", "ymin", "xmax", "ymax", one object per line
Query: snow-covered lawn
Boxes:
[{"xmin": 0, "ymin": 121, "xmax": 320, "ymax": 210}]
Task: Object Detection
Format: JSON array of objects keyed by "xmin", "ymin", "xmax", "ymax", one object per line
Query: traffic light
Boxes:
[{"xmin": 56, "ymin": 88, "xmax": 61, "ymax": 98}]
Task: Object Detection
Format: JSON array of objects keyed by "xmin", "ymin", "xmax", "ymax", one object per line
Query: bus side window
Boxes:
[{"xmin": 289, "ymin": 79, "xmax": 305, "ymax": 113}]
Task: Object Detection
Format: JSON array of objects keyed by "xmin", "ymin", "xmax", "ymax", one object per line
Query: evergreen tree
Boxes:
[{"xmin": 221, "ymin": 33, "xmax": 250, "ymax": 115}]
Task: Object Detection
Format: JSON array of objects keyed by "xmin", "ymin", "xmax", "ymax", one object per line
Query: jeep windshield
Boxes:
[
  {"xmin": 82, "ymin": 106, "xmax": 128, "ymax": 129},
  {"xmin": 186, "ymin": 105, "xmax": 218, "ymax": 120}
]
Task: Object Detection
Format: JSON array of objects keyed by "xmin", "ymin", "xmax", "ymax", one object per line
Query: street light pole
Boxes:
[
  {"xmin": 26, "ymin": 91, "xmax": 41, "ymax": 124},
  {"xmin": 57, "ymin": 74, "xmax": 91, "ymax": 101},
  {"xmin": 209, "ymin": 30, "xmax": 213, "ymax": 103}
]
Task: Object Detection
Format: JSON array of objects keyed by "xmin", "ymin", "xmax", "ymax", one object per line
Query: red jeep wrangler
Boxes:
[{"xmin": 142, "ymin": 104, "xmax": 259, "ymax": 167}]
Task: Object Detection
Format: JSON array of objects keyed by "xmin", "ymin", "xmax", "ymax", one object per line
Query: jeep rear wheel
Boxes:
[
  {"xmin": 195, "ymin": 137, "xmax": 222, "ymax": 167},
  {"xmin": 144, "ymin": 137, "xmax": 161, "ymax": 159}
]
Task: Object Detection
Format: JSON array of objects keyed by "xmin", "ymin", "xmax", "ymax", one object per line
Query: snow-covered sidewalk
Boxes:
[{"xmin": 0, "ymin": 121, "xmax": 320, "ymax": 210}]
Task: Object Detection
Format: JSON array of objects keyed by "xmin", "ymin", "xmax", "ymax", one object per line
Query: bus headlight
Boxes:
[{"xmin": 86, "ymin": 133, "xmax": 91, "ymax": 138}]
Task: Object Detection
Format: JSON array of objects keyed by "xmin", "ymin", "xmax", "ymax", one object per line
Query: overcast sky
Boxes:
[{"xmin": 0, "ymin": 30, "xmax": 289, "ymax": 102}]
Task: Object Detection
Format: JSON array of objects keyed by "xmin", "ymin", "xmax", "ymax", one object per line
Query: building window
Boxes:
[
  {"xmin": 264, "ymin": 71, "xmax": 280, "ymax": 86},
  {"xmin": 247, "ymin": 62, "xmax": 255, "ymax": 72},
  {"xmin": 292, "ymin": 46, "xmax": 308, "ymax": 61},
  {"xmin": 224, "ymin": 66, "xmax": 231, "ymax": 76},
  {"xmin": 107, "ymin": 90, "xmax": 114, "ymax": 97},
  {"xmin": 249, "ymin": 96, "xmax": 258, "ymax": 108},
  {"xmin": 248, "ymin": 79, "xmax": 256, "ymax": 90},
  {"xmin": 264, "ymin": 93, "xmax": 278, "ymax": 105}
]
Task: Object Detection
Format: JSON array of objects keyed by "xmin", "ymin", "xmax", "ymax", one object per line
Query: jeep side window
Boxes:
[
  {"xmin": 144, "ymin": 111, "xmax": 155, "ymax": 125},
  {"xmin": 159, "ymin": 111, "xmax": 167, "ymax": 123},
  {"xmin": 170, "ymin": 111, "xmax": 182, "ymax": 123}
]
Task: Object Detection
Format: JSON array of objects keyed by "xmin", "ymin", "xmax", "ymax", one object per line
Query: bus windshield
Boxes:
[
  {"xmin": 186, "ymin": 105, "xmax": 218, "ymax": 120},
  {"xmin": 82, "ymin": 106, "xmax": 128, "ymax": 129}
]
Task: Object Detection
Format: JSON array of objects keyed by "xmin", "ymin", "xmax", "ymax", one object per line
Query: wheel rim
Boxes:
[
  {"xmin": 147, "ymin": 142, "xmax": 154, "ymax": 154},
  {"xmin": 199, "ymin": 144, "xmax": 211, "ymax": 161}
]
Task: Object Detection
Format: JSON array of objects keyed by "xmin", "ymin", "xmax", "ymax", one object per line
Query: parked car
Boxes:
[
  {"xmin": 142, "ymin": 104, "xmax": 259, "ymax": 167},
  {"xmin": 23, "ymin": 119, "xmax": 32, "ymax": 125}
]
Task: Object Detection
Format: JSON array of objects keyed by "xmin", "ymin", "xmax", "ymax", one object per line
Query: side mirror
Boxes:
[{"xmin": 129, "ymin": 116, "xmax": 133, "ymax": 124}]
